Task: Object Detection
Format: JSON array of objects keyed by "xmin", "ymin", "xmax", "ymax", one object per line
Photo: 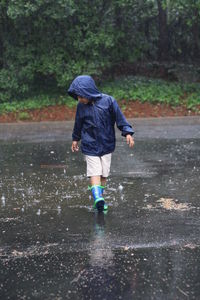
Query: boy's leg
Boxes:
[
  {"xmin": 90, "ymin": 176, "xmax": 108, "ymax": 211},
  {"xmin": 90, "ymin": 175, "xmax": 101, "ymax": 186},
  {"xmin": 90, "ymin": 176, "xmax": 106, "ymax": 193},
  {"xmin": 101, "ymin": 176, "xmax": 107, "ymax": 187},
  {"xmin": 101, "ymin": 154, "xmax": 112, "ymax": 179},
  {"xmin": 100, "ymin": 154, "xmax": 112, "ymax": 210},
  {"xmin": 86, "ymin": 156, "xmax": 105, "ymax": 211},
  {"xmin": 101, "ymin": 153, "xmax": 112, "ymax": 190},
  {"xmin": 85, "ymin": 154, "xmax": 111, "ymax": 211}
]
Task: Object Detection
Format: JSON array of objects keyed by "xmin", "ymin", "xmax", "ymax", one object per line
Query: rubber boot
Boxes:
[
  {"xmin": 101, "ymin": 185, "xmax": 105, "ymax": 195},
  {"xmin": 90, "ymin": 185, "xmax": 105, "ymax": 212},
  {"xmin": 100, "ymin": 185, "xmax": 108, "ymax": 211}
]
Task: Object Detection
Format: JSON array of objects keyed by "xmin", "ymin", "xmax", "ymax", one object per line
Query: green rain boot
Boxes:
[
  {"xmin": 89, "ymin": 185, "xmax": 105, "ymax": 212},
  {"xmin": 101, "ymin": 185, "xmax": 108, "ymax": 211}
]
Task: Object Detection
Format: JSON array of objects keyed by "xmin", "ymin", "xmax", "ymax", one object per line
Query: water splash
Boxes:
[
  {"xmin": 1, "ymin": 195, "xmax": 5, "ymax": 207},
  {"xmin": 118, "ymin": 184, "xmax": 123, "ymax": 191},
  {"xmin": 36, "ymin": 209, "xmax": 41, "ymax": 216}
]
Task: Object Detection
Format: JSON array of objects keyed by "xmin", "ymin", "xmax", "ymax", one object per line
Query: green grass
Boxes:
[
  {"xmin": 100, "ymin": 76, "xmax": 200, "ymax": 110},
  {"xmin": 17, "ymin": 111, "xmax": 30, "ymax": 120},
  {"xmin": 0, "ymin": 76, "xmax": 199, "ymax": 114},
  {"xmin": 0, "ymin": 94, "xmax": 76, "ymax": 114}
]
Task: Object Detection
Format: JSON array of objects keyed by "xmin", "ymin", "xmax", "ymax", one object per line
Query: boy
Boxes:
[{"xmin": 68, "ymin": 75, "xmax": 134, "ymax": 212}]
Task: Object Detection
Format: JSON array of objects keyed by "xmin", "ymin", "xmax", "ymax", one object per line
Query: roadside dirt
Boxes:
[{"xmin": 0, "ymin": 100, "xmax": 199, "ymax": 123}]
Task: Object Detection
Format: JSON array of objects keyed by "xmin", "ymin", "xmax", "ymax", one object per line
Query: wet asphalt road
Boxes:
[{"xmin": 0, "ymin": 117, "xmax": 200, "ymax": 300}]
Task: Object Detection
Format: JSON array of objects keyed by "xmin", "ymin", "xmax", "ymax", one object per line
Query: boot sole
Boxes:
[{"xmin": 96, "ymin": 200, "xmax": 105, "ymax": 212}]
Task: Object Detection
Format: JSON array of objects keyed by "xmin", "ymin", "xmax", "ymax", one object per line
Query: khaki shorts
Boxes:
[{"xmin": 85, "ymin": 154, "xmax": 112, "ymax": 177}]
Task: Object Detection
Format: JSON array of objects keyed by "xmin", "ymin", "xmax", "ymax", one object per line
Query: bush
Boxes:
[
  {"xmin": 0, "ymin": 76, "xmax": 199, "ymax": 115},
  {"xmin": 101, "ymin": 76, "xmax": 200, "ymax": 110}
]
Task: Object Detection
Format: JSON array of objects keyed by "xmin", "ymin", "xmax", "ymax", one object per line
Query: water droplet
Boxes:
[
  {"xmin": 1, "ymin": 195, "xmax": 6, "ymax": 207},
  {"xmin": 118, "ymin": 184, "xmax": 123, "ymax": 191},
  {"xmin": 57, "ymin": 206, "xmax": 61, "ymax": 214}
]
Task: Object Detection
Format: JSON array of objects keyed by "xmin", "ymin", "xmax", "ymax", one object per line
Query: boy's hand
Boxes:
[
  {"xmin": 71, "ymin": 141, "xmax": 79, "ymax": 152},
  {"xmin": 126, "ymin": 134, "xmax": 134, "ymax": 148}
]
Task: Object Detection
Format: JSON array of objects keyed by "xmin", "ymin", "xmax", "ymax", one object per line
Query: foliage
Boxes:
[
  {"xmin": 0, "ymin": 76, "xmax": 199, "ymax": 115},
  {"xmin": 17, "ymin": 111, "xmax": 30, "ymax": 120},
  {"xmin": 101, "ymin": 76, "xmax": 200, "ymax": 109},
  {"xmin": 0, "ymin": 93, "xmax": 75, "ymax": 114},
  {"xmin": 1, "ymin": 0, "xmax": 200, "ymax": 102}
]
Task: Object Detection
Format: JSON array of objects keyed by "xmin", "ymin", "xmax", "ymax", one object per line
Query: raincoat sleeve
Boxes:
[
  {"xmin": 72, "ymin": 105, "xmax": 83, "ymax": 141},
  {"xmin": 112, "ymin": 99, "xmax": 134, "ymax": 137}
]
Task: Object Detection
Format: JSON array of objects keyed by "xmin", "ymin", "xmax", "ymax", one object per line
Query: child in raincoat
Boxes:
[{"xmin": 68, "ymin": 75, "xmax": 134, "ymax": 211}]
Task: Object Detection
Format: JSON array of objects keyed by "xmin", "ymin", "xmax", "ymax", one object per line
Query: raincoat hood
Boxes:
[{"xmin": 68, "ymin": 75, "xmax": 102, "ymax": 101}]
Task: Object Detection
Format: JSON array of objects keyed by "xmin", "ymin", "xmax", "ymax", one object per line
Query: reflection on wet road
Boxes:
[{"xmin": 0, "ymin": 120, "xmax": 200, "ymax": 299}]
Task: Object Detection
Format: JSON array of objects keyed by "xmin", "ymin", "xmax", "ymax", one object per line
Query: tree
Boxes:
[
  {"xmin": 0, "ymin": 0, "xmax": 200, "ymax": 103},
  {"xmin": 157, "ymin": 0, "xmax": 169, "ymax": 61}
]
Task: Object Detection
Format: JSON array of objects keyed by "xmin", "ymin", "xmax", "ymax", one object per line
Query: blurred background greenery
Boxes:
[{"xmin": 0, "ymin": 0, "xmax": 200, "ymax": 112}]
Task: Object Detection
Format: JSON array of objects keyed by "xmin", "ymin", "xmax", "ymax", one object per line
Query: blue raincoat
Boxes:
[{"xmin": 68, "ymin": 75, "xmax": 134, "ymax": 156}]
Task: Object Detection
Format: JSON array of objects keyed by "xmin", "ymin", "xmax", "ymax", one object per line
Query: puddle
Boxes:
[{"xmin": 0, "ymin": 139, "xmax": 200, "ymax": 299}]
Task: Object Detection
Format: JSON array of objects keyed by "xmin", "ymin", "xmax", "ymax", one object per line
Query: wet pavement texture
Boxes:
[{"xmin": 0, "ymin": 117, "xmax": 200, "ymax": 300}]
